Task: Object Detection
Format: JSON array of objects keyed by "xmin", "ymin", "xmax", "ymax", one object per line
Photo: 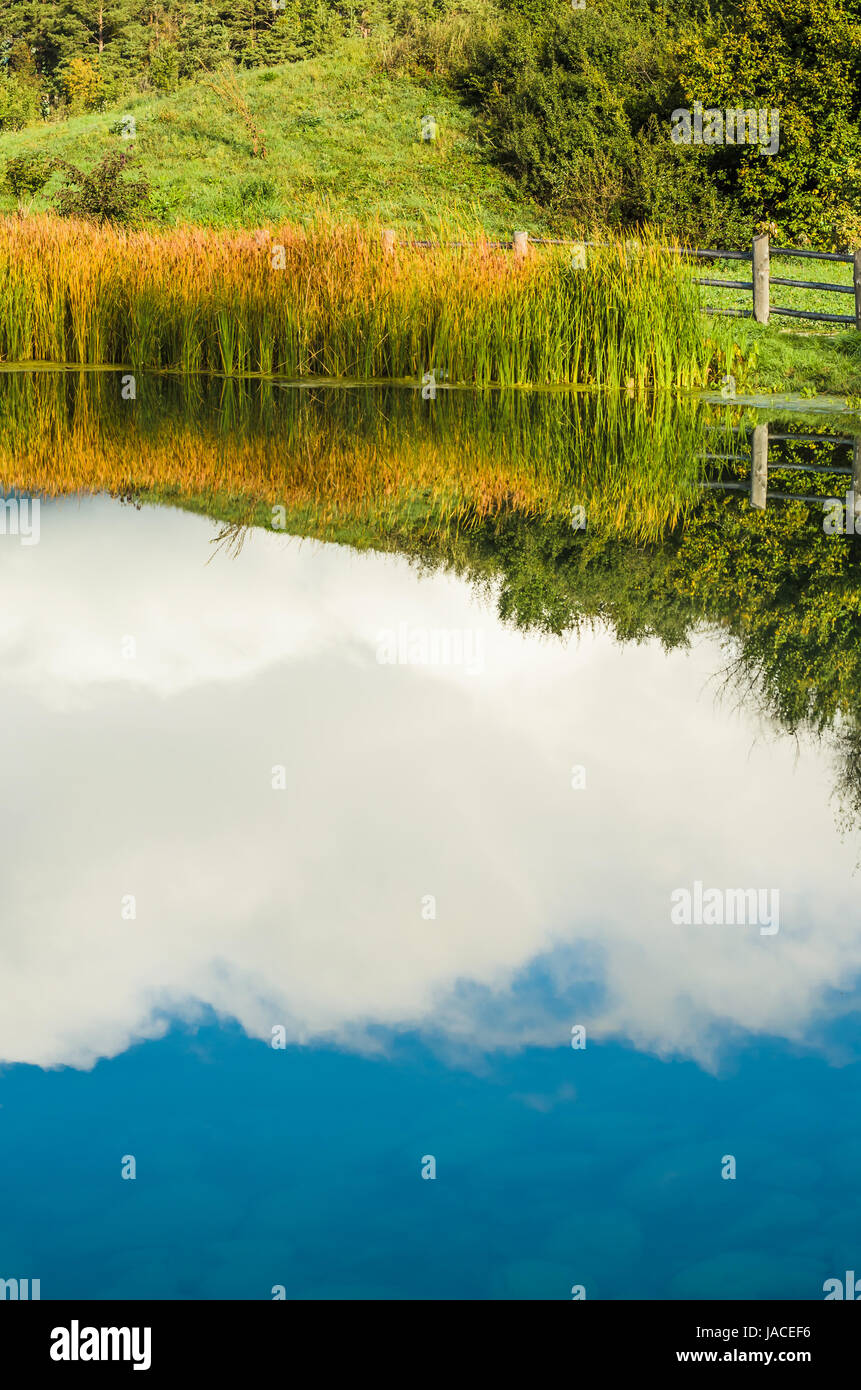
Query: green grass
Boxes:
[
  {"xmin": 0, "ymin": 43, "xmax": 545, "ymax": 234},
  {"xmin": 713, "ymin": 320, "xmax": 861, "ymax": 399},
  {"xmin": 693, "ymin": 253, "xmax": 861, "ymax": 398}
]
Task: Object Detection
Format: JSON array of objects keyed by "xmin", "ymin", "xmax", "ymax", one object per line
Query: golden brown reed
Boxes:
[{"xmin": 0, "ymin": 215, "xmax": 724, "ymax": 389}]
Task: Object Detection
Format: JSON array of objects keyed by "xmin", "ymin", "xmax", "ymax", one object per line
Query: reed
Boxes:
[{"xmin": 0, "ymin": 216, "xmax": 733, "ymax": 389}]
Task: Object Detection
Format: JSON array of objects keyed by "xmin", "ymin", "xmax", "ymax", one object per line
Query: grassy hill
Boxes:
[
  {"xmin": 0, "ymin": 41, "xmax": 545, "ymax": 234},
  {"xmin": 2, "ymin": 34, "xmax": 860, "ymax": 398}
]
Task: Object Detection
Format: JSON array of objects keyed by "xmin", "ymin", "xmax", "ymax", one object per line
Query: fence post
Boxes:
[
  {"xmin": 381, "ymin": 229, "xmax": 396, "ymax": 258},
  {"xmin": 854, "ymin": 250, "xmax": 861, "ymax": 331},
  {"xmin": 752, "ymin": 233, "xmax": 770, "ymax": 324},
  {"xmin": 513, "ymin": 231, "xmax": 529, "ymax": 260},
  {"xmin": 751, "ymin": 423, "xmax": 768, "ymax": 509},
  {"xmin": 853, "ymin": 439, "xmax": 861, "ymax": 532}
]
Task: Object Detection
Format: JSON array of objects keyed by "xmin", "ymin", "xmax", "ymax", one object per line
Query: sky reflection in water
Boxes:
[{"xmin": 1, "ymin": 496, "xmax": 859, "ymax": 1299}]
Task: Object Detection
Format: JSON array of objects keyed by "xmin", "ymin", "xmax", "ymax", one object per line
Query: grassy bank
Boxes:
[
  {"xmin": 695, "ymin": 254, "xmax": 861, "ymax": 398},
  {"xmin": 728, "ymin": 322, "xmax": 861, "ymax": 400},
  {"xmin": 0, "ymin": 217, "xmax": 730, "ymax": 390}
]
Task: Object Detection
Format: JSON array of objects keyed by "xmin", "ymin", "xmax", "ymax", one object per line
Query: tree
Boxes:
[
  {"xmin": 0, "ymin": 72, "xmax": 41, "ymax": 129},
  {"xmin": 677, "ymin": 0, "xmax": 861, "ymax": 246},
  {"xmin": 57, "ymin": 54, "xmax": 103, "ymax": 109}
]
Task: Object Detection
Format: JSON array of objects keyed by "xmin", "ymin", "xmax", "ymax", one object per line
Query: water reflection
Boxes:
[
  {"xmin": 0, "ymin": 368, "xmax": 711, "ymax": 542},
  {"xmin": 3, "ymin": 375, "xmax": 861, "ymax": 1301},
  {"xmin": 1, "ymin": 497, "xmax": 860, "ymax": 1076}
]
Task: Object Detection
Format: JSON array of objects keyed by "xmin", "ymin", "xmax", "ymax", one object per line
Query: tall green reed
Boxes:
[{"xmin": 0, "ymin": 217, "xmax": 739, "ymax": 389}]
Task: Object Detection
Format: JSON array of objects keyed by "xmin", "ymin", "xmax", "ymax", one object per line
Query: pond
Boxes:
[{"xmin": 1, "ymin": 371, "xmax": 860, "ymax": 1300}]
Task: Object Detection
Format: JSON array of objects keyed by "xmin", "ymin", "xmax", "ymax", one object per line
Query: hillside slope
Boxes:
[{"xmin": 0, "ymin": 42, "xmax": 544, "ymax": 234}]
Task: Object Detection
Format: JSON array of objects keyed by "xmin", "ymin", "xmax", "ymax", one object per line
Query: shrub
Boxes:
[
  {"xmin": 7, "ymin": 39, "xmax": 38, "ymax": 82},
  {"xmin": 57, "ymin": 56, "xmax": 103, "ymax": 112},
  {"xmin": 374, "ymin": 0, "xmax": 498, "ymax": 80},
  {"xmin": 53, "ymin": 150, "xmax": 150, "ymax": 225},
  {"xmin": 149, "ymin": 43, "xmax": 180, "ymax": 93},
  {"xmin": 4, "ymin": 151, "xmax": 54, "ymax": 211},
  {"xmin": 460, "ymin": 3, "xmax": 691, "ymax": 226},
  {"xmin": 676, "ymin": 0, "xmax": 861, "ymax": 247}
]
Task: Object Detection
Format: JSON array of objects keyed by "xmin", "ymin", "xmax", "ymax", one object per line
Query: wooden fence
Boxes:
[
  {"xmin": 381, "ymin": 230, "xmax": 861, "ymax": 329},
  {"xmin": 695, "ymin": 235, "xmax": 861, "ymax": 328}
]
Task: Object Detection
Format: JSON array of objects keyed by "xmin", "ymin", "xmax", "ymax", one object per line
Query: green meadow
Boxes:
[{"xmin": 0, "ymin": 45, "xmax": 541, "ymax": 235}]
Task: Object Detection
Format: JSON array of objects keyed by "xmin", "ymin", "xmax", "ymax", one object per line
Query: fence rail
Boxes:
[
  {"xmin": 380, "ymin": 230, "xmax": 861, "ymax": 329},
  {"xmin": 679, "ymin": 233, "xmax": 860, "ymax": 327}
]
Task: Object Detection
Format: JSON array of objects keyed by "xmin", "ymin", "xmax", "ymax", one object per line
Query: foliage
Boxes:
[
  {"xmin": 149, "ymin": 42, "xmax": 180, "ymax": 92},
  {"xmin": 0, "ymin": 72, "xmax": 41, "ymax": 130},
  {"xmin": 459, "ymin": 0, "xmax": 861, "ymax": 246},
  {"xmin": 458, "ymin": 2, "xmax": 722, "ymax": 234},
  {"xmin": 56, "ymin": 55, "xmax": 104, "ymax": 111},
  {"xmin": 3, "ymin": 150, "xmax": 53, "ymax": 209},
  {"xmin": 53, "ymin": 150, "xmax": 150, "ymax": 223},
  {"xmin": 676, "ymin": 0, "xmax": 861, "ymax": 248}
]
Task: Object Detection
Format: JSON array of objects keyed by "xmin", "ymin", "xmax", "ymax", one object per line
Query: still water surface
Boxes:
[{"xmin": 1, "ymin": 381, "xmax": 860, "ymax": 1299}]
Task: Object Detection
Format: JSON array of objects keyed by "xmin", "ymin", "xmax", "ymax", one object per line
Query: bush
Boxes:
[
  {"xmin": 374, "ymin": 0, "xmax": 497, "ymax": 80},
  {"xmin": 4, "ymin": 151, "xmax": 53, "ymax": 211},
  {"xmin": 461, "ymin": 4, "xmax": 682, "ymax": 226},
  {"xmin": 149, "ymin": 43, "xmax": 180, "ymax": 93},
  {"xmin": 628, "ymin": 126, "xmax": 753, "ymax": 246},
  {"xmin": 7, "ymin": 39, "xmax": 38, "ymax": 82},
  {"xmin": 676, "ymin": 0, "xmax": 861, "ymax": 247},
  {"xmin": 53, "ymin": 150, "xmax": 150, "ymax": 225},
  {"xmin": 245, "ymin": 0, "xmax": 346, "ymax": 66},
  {"xmin": 456, "ymin": 0, "xmax": 861, "ymax": 244}
]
